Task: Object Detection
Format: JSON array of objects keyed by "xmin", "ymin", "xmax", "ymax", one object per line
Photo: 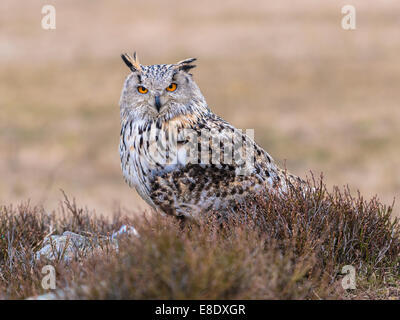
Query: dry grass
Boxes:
[
  {"xmin": 0, "ymin": 178, "xmax": 399, "ymax": 300},
  {"xmin": 0, "ymin": 1, "xmax": 399, "ymax": 215}
]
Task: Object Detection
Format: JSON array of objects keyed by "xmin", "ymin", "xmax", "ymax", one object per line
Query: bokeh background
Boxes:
[{"xmin": 1, "ymin": 0, "xmax": 399, "ymax": 216}]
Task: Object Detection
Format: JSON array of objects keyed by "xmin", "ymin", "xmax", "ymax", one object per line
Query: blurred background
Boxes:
[{"xmin": 1, "ymin": 0, "xmax": 399, "ymax": 216}]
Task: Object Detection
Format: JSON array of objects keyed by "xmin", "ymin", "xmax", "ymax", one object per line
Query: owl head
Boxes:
[{"xmin": 119, "ymin": 52, "xmax": 208, "ymax": 122}]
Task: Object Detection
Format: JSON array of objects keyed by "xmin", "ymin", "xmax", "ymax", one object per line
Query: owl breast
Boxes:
[{"xmin": 119, "ymin": 117, "xmax": 192, "ymax": 208}]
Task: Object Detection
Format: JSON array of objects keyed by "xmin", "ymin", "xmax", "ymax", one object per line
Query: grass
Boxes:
[{"xmin": 0, "ymin": 177, "xmax": 398, "ymax": 300}]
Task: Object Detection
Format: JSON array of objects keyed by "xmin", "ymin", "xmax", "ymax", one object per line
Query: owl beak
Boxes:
[{"xmin": 154, "ymin": 96, "xmax": 162, "ymax": 112}]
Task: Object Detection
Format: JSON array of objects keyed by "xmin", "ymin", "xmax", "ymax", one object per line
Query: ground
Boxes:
[{"xmin": 1, "ymin": 182, "xmax": 399, "ymax": 300}]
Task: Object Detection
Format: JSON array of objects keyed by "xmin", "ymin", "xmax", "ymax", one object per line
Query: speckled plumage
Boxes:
[{"xmin": 119, "ymin": 53, "xmax": 305, "ymax": 220}]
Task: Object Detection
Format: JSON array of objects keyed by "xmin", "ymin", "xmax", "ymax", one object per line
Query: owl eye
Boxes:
[
  {"xmin": 137, "ymin": 86, "xmax": 148, "ymax": 94},
  {"xmin": 166, "ymin": 83, "xmax": 178, "ymax": 92}
]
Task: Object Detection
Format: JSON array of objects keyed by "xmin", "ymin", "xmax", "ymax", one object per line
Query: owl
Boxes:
[{"xmin": 119, "ymin": 53, "xmax": 305, "ymax": 220}]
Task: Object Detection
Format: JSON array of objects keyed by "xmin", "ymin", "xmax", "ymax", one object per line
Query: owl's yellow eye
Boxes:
[
  {"xmin": 166, "ymin": 83, "xmax": 177, "ymax": 92},
  {"xmin": 137, "ymin": 86, "xmax": 148, "ymax": 94}
]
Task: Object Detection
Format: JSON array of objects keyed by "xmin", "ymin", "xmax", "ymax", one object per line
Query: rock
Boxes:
[
  {"xmin": 35, "ymin": 231, "xmax": 97, "ymax": 262},
  {"xmin": 110, "ymin": 225, "xmax": 139, "ymax": 250},
  {"xmin": 111, "ymin": 225, "xmax": 139, "ymax": 240},
  {"xmin": 26, "ymin": 284, "xmax": 99, "ymax": 300},
  {"xmin": 26, "ymin": 288, "xmax": 70, "ymax": 300},
  {"xmin": 28, "ymin": 225, "xmax": 139, "ymax": 299},
  {"xmin": 35, "ymin": 225, "xmax": 139, "ymax": 262}
]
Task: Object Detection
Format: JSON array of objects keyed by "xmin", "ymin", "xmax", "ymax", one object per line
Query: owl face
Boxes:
[{"xmin": 120, "ymin": 53, "xmax": 207, "ymax": 121}]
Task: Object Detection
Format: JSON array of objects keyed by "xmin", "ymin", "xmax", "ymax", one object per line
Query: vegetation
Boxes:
[{"xmin": 0, "ymin": 178, "xmax": 399, "ymax": 299}]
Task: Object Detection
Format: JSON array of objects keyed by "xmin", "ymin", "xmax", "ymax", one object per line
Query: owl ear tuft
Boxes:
[
  {"xmin": 121, "ymin": 52, "xmax": 142, "ymax": 72},
  {"xmin": 175, "ymin": 57, "xmax": 197, "ymax": 73}
]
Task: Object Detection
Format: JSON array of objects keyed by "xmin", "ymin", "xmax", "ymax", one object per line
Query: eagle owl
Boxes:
[{"xmin": 119, "ymin": 53, "xmax": 304, "ymax": 220}]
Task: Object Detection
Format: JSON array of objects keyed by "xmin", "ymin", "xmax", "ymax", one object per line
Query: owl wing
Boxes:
[{"xmin": 147, "ymin": 113, "xmax": 303, "ymax": 219}]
